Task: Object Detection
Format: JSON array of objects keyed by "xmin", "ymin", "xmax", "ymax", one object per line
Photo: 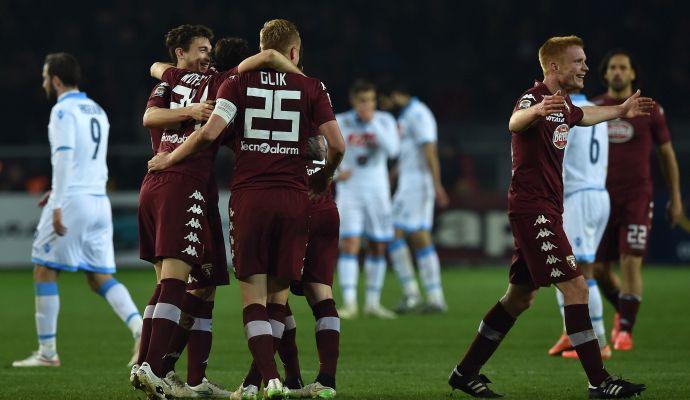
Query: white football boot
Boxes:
[
  {"xmin": 336, "ymin": 304, "xmax": 358, "ymax": 320},
  {"xmin": 363, "ymin": 304, "xmax": 397, "ymax": 319},
  {"xmin": 229, "ymin": 384, "xmax": 259, "ymax": 400},
  {"xmin": 130, "ymin": 363, "xmax": 143, "ymax": 390},
  {"xmin": 189, "ymin": 377, "xmax": 232, "ymax": 398},
  {"xmin": 136, "ymin": 362, "xmax": 169, "ymax": 399},
  {"xmin": 12, "ymin": 351, "xmax": 60, "ymax": 367},
  {"xmin": 264, "ymin": 378, "xmax": 286, "ymax": 399},
  {"xmin": 164, "ymin": 370, "xmax": 198, "ymax": 398},
  {"xmin": 287, "ymin": 382, "xmax": 337, "ymax": 398}
]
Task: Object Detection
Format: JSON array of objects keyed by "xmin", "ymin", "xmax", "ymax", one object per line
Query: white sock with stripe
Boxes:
[
  {"xmin": 416, "ymin": 246, "xmax": 445, "ymax": 306},
  {"xmin": 389, "ymin": 238, "xmax": 421, "ymax": 298},
  {"xmin": 556, "ymin": 288, "xmax": 566, "ymax": 330},
  {"xmin": 364, "ymin": 255, "xmax": 386, "ymax": 308},
  {"xmin": 98, "ymin": 278, "xmax": 143, "ymax": 337},
  {"xmin": 35, "ymin": 282, "xmax": 59, "ymax": 357},
  {"xmin": 337, "ymin": 254, "xmax": 359, "ymax": 308}
]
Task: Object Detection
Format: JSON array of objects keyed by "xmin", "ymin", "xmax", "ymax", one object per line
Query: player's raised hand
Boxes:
[
  {"xmin": 38, "ymin": 190, "xmax": 51, "ymax": 208},
  {"xmin": 620, "ymin": 90, "xmax": 655, "ymax": 118},
  {"xmin": 52, "ymin": 208, "xmax": 67, "ymax": 236},
  {"xmin": 535, "ymin": 90, "xmax": 565, "ymax": 117},
  {"xmin": 147, "ymin": 151, "xmax": 171, "ymax": 172},
  {"xmin": 189, "ymin": 100, "xmax": 215, "ymax": 122}
]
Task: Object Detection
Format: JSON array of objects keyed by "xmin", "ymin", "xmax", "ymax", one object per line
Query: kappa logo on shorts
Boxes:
[
  {"xmin": 566, "ymin": 255, "xmax": 577, "ymax": 271},
  {"xmin": 536, "ymin": 228, "xmax": 554, "ymax": 239},
  {"xmin": 185, "ymin": 218, "xmax": 202, "ymax": 229},
  {"xmin": 187, "ymin": 204, "xmax": 204, "ymax": 215},
  {"xmin": 550, "ymin": 268, "xmax": 565, "ymax": 278},
  {"xmin": 189, "ymin": 191, "xmax": 205, "ymax": 202},
  {"xmin": 184, "ymin": 232, "xmax": 200, "ymax": 243},
  {"xmin": 534, "ymin": 215, "xmax": 550, "ymax": 226},
  {"xmin": 546, "ymin": 254, "xmax": 561, "ymax": 265},
  {"xmin": 541, "ymin": 241, "xmax": 557, "ymax": 252},
  {"xmin": 182, "ymin": 245, "xmax": 198, "ymax": 258}
]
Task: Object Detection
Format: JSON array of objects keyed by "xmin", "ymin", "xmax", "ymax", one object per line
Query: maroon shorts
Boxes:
[
  {"xmin": 138, "ymin": 172, "xmax": 213, "ymax": 276},
  {"xmin": 230, "ymin": 188, "xmax": 309, "ymax": 281},
  {"xmin": 509, "ymin": 213, "xmax": 581, "ymax": 288},
  {"xmin": 186, "ymin": 181, "xmax": 230, "ymax": 290},
  {"xmin": 302, "ymin": 206, "xmax": 340, "ymax": 286},
  {"xmin": 596, "ymin": 192, "xmax": 653, "ymax": 261}
]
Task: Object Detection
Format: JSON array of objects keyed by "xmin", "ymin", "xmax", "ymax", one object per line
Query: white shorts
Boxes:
[
  {"xmin": 563, "ymin": 189, "xmax": 610, "ymax": 263},
  {"xmin": 336, "ymin": 189, "xmax": 394, "ymax": 242},
  {"xmin": 392, "ymin": 187, "xmax": 435, "ymax": 233},
  {"xmin": 32, "ymin": 194, "xmax": 116, "ymax": 273}
]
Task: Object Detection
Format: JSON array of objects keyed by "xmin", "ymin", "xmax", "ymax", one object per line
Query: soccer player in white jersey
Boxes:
[
  {"xmin": 548, "ymin": 91, "xmax": 612, "ymax": 360},
  {"xmin": 336, "ymin": 80, "xmax": 400, "ymax": 319},
  {"xmin": 13, "ymin": 53, "xmax": 142, "ymax": 368},
  {"xmin": 378, "ymin": 82, "xmax": 449, "ymax": 313}
]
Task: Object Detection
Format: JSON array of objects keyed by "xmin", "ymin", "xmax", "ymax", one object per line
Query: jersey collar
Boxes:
[
  {"xmin": 57, "ymin": 90, "xmax": 86, "ymax": 103},
  {"xmin": 399, "ymin": 96, "xmax": 418, "ymax": 117}
]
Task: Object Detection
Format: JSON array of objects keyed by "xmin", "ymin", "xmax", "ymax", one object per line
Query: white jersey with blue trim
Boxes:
[
  {"xmin": 336, "ymin": 110, "xmax": 399, "ymax": 193},
  {"xmin": 563, "ymin": 94, "xmax": 608, "ymax": 196},
  {"xmin": 49, "ymin": 91, "xmax": 110, "ymax": 197},
  {"xmin": 396, "ymin": 97, "xmax": 437, "ymax": 193}
]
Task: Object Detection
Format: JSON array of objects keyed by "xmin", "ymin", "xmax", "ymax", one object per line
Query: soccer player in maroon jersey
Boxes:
[
  {"xmin": 448, "ymin": 36, "xmax": 648, "ymax": 399},
  {"xmin": 592, "ymin": 49, "xmax": 685, "ymax": 351},
  {"xmin": 148, "ymin": 19, "xmax": 345, "ymax": 399},
  {"xmin": 135, "ymin": 26, "xmax": 304, "ymax": 399}
]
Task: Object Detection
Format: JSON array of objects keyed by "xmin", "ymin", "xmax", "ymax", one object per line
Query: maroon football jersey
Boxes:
[
  {"xmin": 157, "ymin": 67, "xmax": 237, "ymax": 182},
  {"xmin": 145, "ymin": 81, "xmax": 171, "ymax": 154},
  {"xmin": 215, "ymin": 70, "xmax": 336, "ymax": 192},
  {"xmin": 307, "ymin": 159, "xmax": 337, "ymax": 211},
  {"xmin": 508, "ymin": 82, "xmax": 584, "ymax": 216},
  {"xmin": 592, "ymin": 94, "xmax": 670, "ymax": 198}
]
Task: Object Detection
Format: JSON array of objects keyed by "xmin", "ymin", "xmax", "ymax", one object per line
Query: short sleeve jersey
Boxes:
[
  {"xmin": 213, "ymin": 70, "xmax": 335, "ymax": 192},
  {"xmin": 508, "ymin": 82, "xmax": 584, "ymax": 217},
  {"xmin": 157, "ymin": 67, "xmax": 238, "ymax": 182},
  {"xmin": 592, "ymin": 93, "xmax": 670, "ymax": 198},
  {"xmin": 145, "ymin": 81, "xmax": 171, "ymax": 154},
  {"xmin": 396, "ymin": 98, "xmax": 437, "ymax": 192}
]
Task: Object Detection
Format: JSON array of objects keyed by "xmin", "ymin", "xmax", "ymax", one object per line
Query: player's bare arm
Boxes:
[
  {"xmin": 509, "ymin": 91, "xmax": 565, "ymax": 133},
  {"xmin": 237, "ymin": 49, "xmax": 303, "ymax": 75},
  {"xmin": 149, "ymin": 62, "xmax": 174, "ymax": 80},
  {"xmin": 147, "ymin": 113, "xmax": 226, "ymax": 172},
  {"xmin": 142, "ymin": 103, "xmax": 213, "ymax": 129},
  {"xmin": 657, "ymin": 141, "xmax": 684, "ymax": 226},
  {"xmin": 309, "ymin": 120, "xmax": 345, "ymax": 193},
  {"xmin": 422, "ymin": 142, "xmax": 449, "ymax": 207},
  {"xmin": 579, "ymin": 90, "xmax": 654, "ymax": 126}
]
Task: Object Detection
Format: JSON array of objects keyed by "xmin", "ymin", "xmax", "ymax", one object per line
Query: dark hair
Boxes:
[
  {"xmin": 44, "ymin": 52, "xmax": 81, "ymax": 86},
  {"xmin": 349, "ymin": 79, "xmax": 376, "ymax": 97},
  {"xmin": 377, "ymin": 78, "xmax": 409, "ymax": 96},
  {"xmin": 165, "ymin": 24, "xmax": 214, "ymax": 62},
  {"xmin": 599, "ymin": 48, "xmax": 640, "ymax": 87},
  {"xmin": 213, "ymin": 37, "xmax": 250, "ymax": 72}
]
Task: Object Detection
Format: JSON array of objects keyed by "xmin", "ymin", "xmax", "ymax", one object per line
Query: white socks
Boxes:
[
  {"xmin": 416, "ymin": 246, "xmax": 445, "ymax": 306},
  {"xmin": 555, "ymin": 278, "xmax": 607, "ymax": 348},
  {"xmin": 35, "ymin": 282, "xmax": 59, "ymax": 357},
  {"xmin": 337, "ymin": 254, "xmax": 359, "ymax": 308},
  {"xmin": 98, "ymin": 278, "xmax": 143, "ymax": 337},
  {"xmin": 364, "ymin": 256, "xmax": 387, "ymax": 308},
  {"xmin": 389, "ymin": 239, "xmax": 421, "ymax": 299}
]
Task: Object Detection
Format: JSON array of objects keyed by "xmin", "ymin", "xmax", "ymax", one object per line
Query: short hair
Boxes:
[
  {"xmin": 260, "ymin": 19, "xmax": 301, "ymax": 54},
  {"xmin": 538, "ymin": 35, "xmax": 584, "ymax": 74},
  {"xmin": 349, "ymin": 79, "xmax": 376, "ymax": 97},
  {"xmin": 599, "ymin": 48, "xmax": 639, "ymax": 87},
  {"xmin": 213, "ymin": 37, "xmax": 250, "ymax": 72},
  {"xmin": 377, "ymin": 78, "xmax": 409, "ymax": 96},
  {"xmin": 44, "ymin": 53, "xmax": 81, "ymax": 86},
  {"xmin": 165, "ymin": 24, "xmax": 214, "ymax": 62}
]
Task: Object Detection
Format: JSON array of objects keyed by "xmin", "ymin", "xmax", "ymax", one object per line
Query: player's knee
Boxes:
[
  {"xmin": 501, "ymin": 290, "xmax": 536, "ymax": 315},
  {"xmin": 190, "ymin": 286, "xmax": 215, "ymax": 301},
  {"xmin": 33, "ymin": 265, "xmax": 58, "ymax": 282}
]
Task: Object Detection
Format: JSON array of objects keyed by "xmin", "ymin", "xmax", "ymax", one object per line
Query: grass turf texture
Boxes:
[{"xmin": 1, "ymin": 266, "xmax": 689, "ymax": 399}]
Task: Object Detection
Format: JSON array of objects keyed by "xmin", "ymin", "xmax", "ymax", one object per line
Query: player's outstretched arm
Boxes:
[
  {"xmin": 237, "ymin": 50, "xmax": 304, "ymax": 75},
  {"xmin": 509, "ymin": 91, "xmax": 565, "ymax": 133},
  {"xmin": 310, "ymin": 120, "xmax": 345, "ymax": 193},
  {"xmin": 579, "ymin": 90, "xmax": 655, "ymax": 126},
  {"xmin": 657, "ymin": 142, "xmax": 684, "ymax": 227},
  {"xmin": 150, "ymin": 62, "xmax": 173, "ymax": 80},
  {"xmin": 147, "ymin": 113, "xmax": 227, "ymax": 172}
]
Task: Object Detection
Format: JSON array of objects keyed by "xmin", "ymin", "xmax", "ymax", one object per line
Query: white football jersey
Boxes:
[
  {"xmin": 49, "ymin": 91, "xmax": 110, "ymax": 196},
  {"xmin": 396, "ymin": 97, "xmax": 437, "ymax": 192},
  {"xmin": 336, "ymin": 110, "xmax": 399, "ymax": 193},
  {"xmin": 563, "ymin": 94, "xmax": 608, "ymax": 195}
]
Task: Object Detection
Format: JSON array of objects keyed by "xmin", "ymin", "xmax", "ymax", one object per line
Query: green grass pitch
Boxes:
[{"xmin": 1, "ymin": 266, "xmax": 689, "ymax": 399}]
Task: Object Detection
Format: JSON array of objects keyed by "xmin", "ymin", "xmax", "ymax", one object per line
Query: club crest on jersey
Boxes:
[
  {"xmin": 607, "ymin": 119, "xmax": 634, "ymax": 143},
  {"xmin": 552, "ymin": 124, "xmax": 569, "ymax": 149},
  {"xmin": 566, "ymin": 255, "xmax": 577, "ymax": 270}
]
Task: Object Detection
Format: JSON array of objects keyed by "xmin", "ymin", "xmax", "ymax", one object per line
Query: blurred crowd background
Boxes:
[{"xmin": 2, "ymin": 0, "xmax": 689, "ymax": 195}]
